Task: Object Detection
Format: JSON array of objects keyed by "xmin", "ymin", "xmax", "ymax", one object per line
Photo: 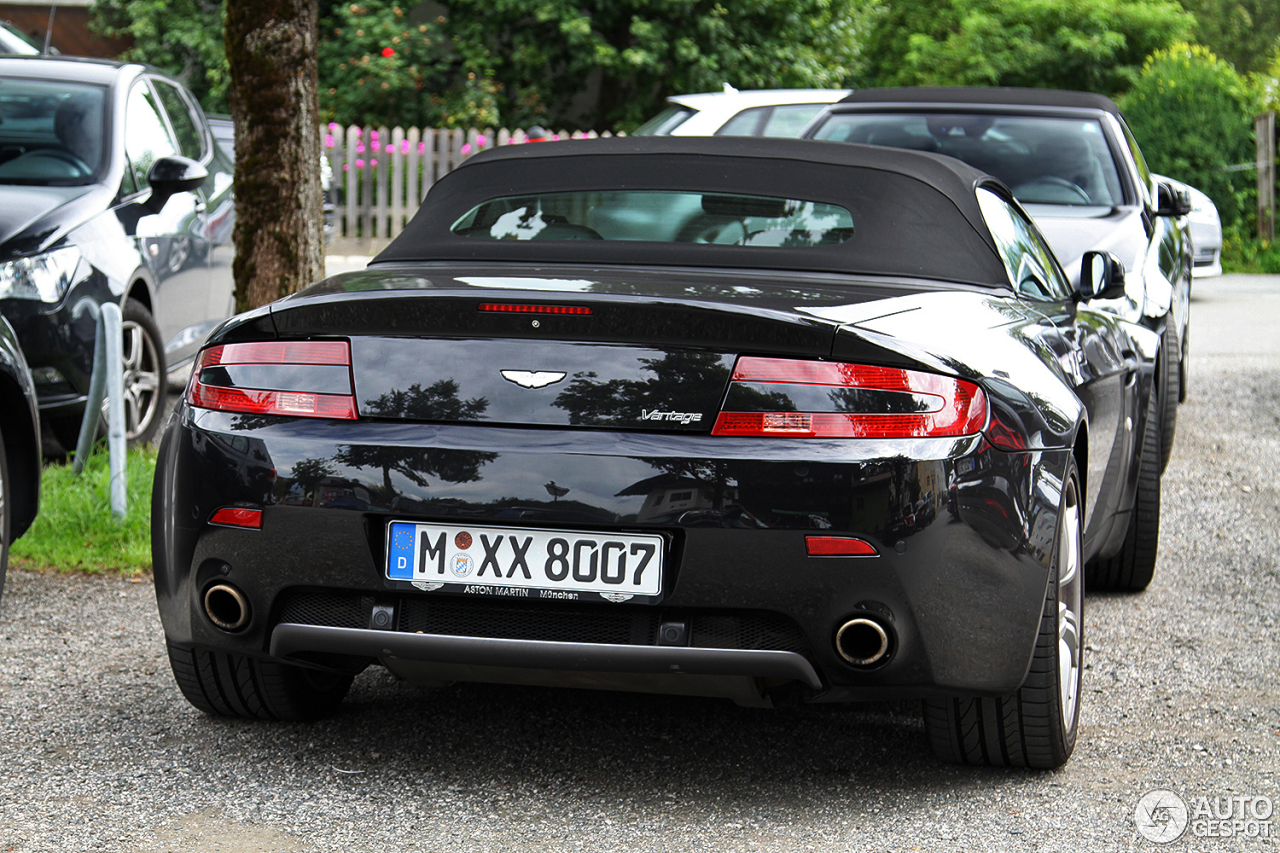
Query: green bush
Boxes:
[
  {"xmin": 1222, "ymin": 225, "xmax": 1280, "ymax": 273},
  {"xmin": 318, "ymin": 1, "xmax": 499, "ymax": 128},
  {"xmin": 1119, "ymin": 43, "xmax": 1264, "ymax": 229},
  {"xmin": 862, "ymin": 0, "xmax": 1193, "ymax": 92}
]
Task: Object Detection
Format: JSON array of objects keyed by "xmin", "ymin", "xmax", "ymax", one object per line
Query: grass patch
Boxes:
[{"xmin": 10, "ymin": 446, "xmax": 156, "ymax": 575}]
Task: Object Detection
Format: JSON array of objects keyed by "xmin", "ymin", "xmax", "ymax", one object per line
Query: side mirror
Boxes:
[
  {"xmin": 1156, "ymin": 181, "xmax": 1193, "ymax": 217},
  {"xmin": 1078, "ymin": 250, "xmax": 1127, "ymax": 301},
  {"xmin": 145, "ymin": 155, "xmax": 207, "ymax": 212}
]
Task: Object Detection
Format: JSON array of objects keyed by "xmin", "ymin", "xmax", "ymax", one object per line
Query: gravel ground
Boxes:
[{"xmin": 2, "ymin": 275, "xmax": 1278, "ymax": 852}]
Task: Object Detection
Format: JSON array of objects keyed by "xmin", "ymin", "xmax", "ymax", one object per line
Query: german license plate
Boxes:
[{"xmin": 386, "ymin": 521, "xmax": 665, "ymax": 603}]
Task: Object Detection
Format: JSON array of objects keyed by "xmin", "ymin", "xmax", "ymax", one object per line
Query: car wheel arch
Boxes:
[
  {"xmin": 126, "ymin": 279, "xmax": 154, "ymax": 316},
  {"xmin": 1070, "ymin": 420, "xmax": 1088, "ymax": 516}
]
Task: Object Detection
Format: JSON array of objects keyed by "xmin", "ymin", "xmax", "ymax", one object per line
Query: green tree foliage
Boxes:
[
  {"xmin": 863, "ymin": 0, "xmax": 1193, "ymax": 94},
  {"xmin": 93, "ymin": 0, "xmax": 865, "ymax": 130},
  {"xmin": 318, "ymin": 1, "xmax": 498, "ymax": 127},
  {"xmin": 443, "ymin": 0, "xmax": 867, "ymax": 130},
  {"xmin": 1178, "ymin": 0, "xmax": 1280, "ymax": 75},
  {"xmin": 1119, "ymin": 43, "xmax": 1263, "ymax": 228},
  {"xmin": 91, "ymin": 0, "xmax": 230, "ymax": 113}
]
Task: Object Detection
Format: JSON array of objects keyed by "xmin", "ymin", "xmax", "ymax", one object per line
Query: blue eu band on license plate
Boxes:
[{"xmin": 386, "ymin": 521, "xmax": 664, "ymax": 602}]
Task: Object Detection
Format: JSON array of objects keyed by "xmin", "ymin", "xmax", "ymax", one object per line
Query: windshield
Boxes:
[
  {"xmin": 452, "ymin": 190, "xmax": 855, "ymax": 247},
  {"xmin": 0, "ymin": 79, "xmax": 108, "ymax": 185},
  {"xmin": 0, "ymin": 23, "xmax": 44, "ymax": 55},
  {"xmin": 812, "ymin": 113, "xmax": 1125, "ymax": 207},
  {"xmin": 631, "ymin": 105, "xmax": 696, "ymax": 136}
]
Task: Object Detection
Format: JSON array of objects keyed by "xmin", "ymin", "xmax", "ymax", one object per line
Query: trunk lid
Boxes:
[{"xmin": 266, "ymin": 264, "xmax": 941, "ymax": 431}]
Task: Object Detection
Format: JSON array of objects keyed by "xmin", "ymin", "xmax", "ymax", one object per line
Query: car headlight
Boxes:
[{"xmin": 0, "ymin": 246, "xmax": 83, "ymax": 302}]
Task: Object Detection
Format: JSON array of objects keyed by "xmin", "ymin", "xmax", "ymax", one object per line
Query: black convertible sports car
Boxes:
[{"xmin": 153, "ymin": 137, "xmax": 1163, "ymax": 768}]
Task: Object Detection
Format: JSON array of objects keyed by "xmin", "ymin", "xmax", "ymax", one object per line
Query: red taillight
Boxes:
[
  {"xmin": 209, "ymin": 507, "xmax": 262, "ymax": 529},
  {"xmin": 712, "ymin": 356, "xmax": 987, "ymax": 439},
  {"xmin": 478, "ymin": 303, "xmax": 592, "ymax": 315},
  {"xmin": 806, "ymin": 536, "xmax": 878, "ymax": 557},
  {"xmin": 200, "ymin": 341, "xmax": 350, "ymax": 366},
  {"xmin": 187, "ymin": 341, "xmax": 357, "ymax": 420}
]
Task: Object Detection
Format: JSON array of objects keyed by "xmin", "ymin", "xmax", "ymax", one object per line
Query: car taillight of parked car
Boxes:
[
  {"xmin": 711, "ymin": 356, "xmax": 988, "ymax": 438},
  {"xmin": 187, "ymin": 340, "xmax": 357, "ymax": 419}
]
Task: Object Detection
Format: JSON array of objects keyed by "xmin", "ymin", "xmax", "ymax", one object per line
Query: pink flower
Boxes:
[
  {"xmin": 371, "ymin": 159, "xmax": 378, "ymax": 167},
  {"xmin": 418, "ymin": 142, "xmax": 426, "ymax": 153},
  {"xmin": 324, "ymin": 134, "xmax": 335, "ymax": 148},
  {"xmin": 461, "ymin": 143, "xmax": 471, "ymax": 154},
  {"xmin": 328, "ymin": 122, "xmax": 340, "ymax": 133},
  {"xmin": 342, "ymin": 164, "xmax": 350, "ymax": 171},
  {"xmin": 355, "ymin": 158, "xmax": 365, "ymax": 168},
  {"xmin": 400, "ymin": 140, "xmax": 410, "ymax": 154},
  {"xmin": 371, "ymin": 130, "xmax": 380, "ymax": 141},
  {"xmin": 356, "ymin": 143, "xmax": 366, "ymax": 153},
  {"xmin": 353, "ymin": 126, "xmax": 362, "ymax": 136},
  {"xmin": 476, "ymin": 134, "xmax": 488, "ymax": 146},
  {"xmin": 386, "ymin": 143, "xmax": 395, "ymax": 153}
]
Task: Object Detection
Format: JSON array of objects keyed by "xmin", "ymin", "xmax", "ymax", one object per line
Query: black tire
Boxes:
[
  {"xmin": 0, "ymin": 429, "xmax": 9, "ymax": 608},
  {"xmin": 1086, "ymin": 388, "xmax": 1161, "ymax": 591},
  {"xmin": 923, "ymin": 461, "xmax": 1083, "ymax": 769},
  {"xmin": 166, "ymin": 642, "xmax": 353, "ymax": 721},
  {"xmin": 46, "ymin": 299, "xmax": 168, "ymax": 454},
  {"xmin": 1158, "ymin": 328, "xmax": 1179, "ymax": 471}
]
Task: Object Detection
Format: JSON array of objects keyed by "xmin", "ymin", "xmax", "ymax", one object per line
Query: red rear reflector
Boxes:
[
  {"xmin": 187, "ymin": 341, "xmax": 358, "ymax": 420},
  {"xmin": 712, "ymin": 357, "xmax": 987, "ymax": 439},
  {"xmin": 209, "ymin": 507, "xmax": 262, "ymax": 529},
  {"xmin": 478, "ymin": 303, "xmax": 592, "ymax": 315},
  {"xmin": 806, "ymin": 536, "xmax": 878, "ymax": 557}
]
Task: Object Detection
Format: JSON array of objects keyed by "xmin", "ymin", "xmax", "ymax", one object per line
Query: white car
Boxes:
[
  {"xmin": 1155, "ymin": 175, "xmax": 1221, "ymax": 277},
  {"xmin": 1183, "ymin": 183, "xmax": 1223, "ymax": 277},
  {"xmin": 633, "ymin": 87, "xmax": 852, "ymax": 137}
]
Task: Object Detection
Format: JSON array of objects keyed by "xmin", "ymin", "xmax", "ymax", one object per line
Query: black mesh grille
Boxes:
[
  {"xmin": 690, "ymin": 612, "xmax": 810, "ymax": 654},
  {"xmin": 274, "ymin": 589, "xmax": 810, "ymax": 655},
  {"xmin": 277, "ymin": 589, "xmax": 374, "ymax": 630}
]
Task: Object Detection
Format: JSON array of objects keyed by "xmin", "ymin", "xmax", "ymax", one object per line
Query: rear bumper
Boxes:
[
  {"xmin": 272, "ymin": 624, "xmax": 823, "ymax": 688},
  {"xmin": 153, "ymin": 403, "xmax": 1070, "ymax": 701}
]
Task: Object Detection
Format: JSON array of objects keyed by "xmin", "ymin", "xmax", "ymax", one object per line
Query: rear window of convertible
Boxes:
[{"xmin": 450, "ymin": 191, "xmax": 855, "ymax": 247}]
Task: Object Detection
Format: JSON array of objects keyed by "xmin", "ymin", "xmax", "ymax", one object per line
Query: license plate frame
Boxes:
[{"xmin": 385, "ymin": 520, "xmax": 666, "ymax": 604}]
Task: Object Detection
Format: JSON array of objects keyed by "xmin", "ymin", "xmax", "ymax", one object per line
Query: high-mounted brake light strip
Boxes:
[{"xmin": 478, "ymin": 303, "xmax": 592, "ymax": 315}]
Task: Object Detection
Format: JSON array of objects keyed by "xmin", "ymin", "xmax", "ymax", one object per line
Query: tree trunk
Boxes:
[{"xmin": 225, "ymin": 0, "xmax": 323, "ymax": 311}]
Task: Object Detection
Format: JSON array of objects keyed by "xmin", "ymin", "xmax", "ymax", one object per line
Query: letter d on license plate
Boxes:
[{"xmin": 386, "ymin": 521, "xmax": 665, "ymax": 603}]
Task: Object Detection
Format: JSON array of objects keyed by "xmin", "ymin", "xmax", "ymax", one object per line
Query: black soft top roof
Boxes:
[
  {"xmin": 836, "ymin": 86, "xmax": 1122, "ymax": 116},
  {"xmin": 375, "ymin": 136, "xmax": 1011, "ymax": 287}
]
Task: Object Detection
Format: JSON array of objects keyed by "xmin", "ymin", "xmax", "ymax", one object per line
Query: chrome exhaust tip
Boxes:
[
  {"xmin": 834, "ymin": 617, "xmax": 891, "ymax": 666},
  {"xmin": 204, "ymin": 583, "xmax": 250, "ymax": 632}
]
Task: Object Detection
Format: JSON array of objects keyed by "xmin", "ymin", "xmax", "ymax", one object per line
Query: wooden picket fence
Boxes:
[{"xmin": 324, "ymin": 125, "xmax": 620, "ymax": 254}]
